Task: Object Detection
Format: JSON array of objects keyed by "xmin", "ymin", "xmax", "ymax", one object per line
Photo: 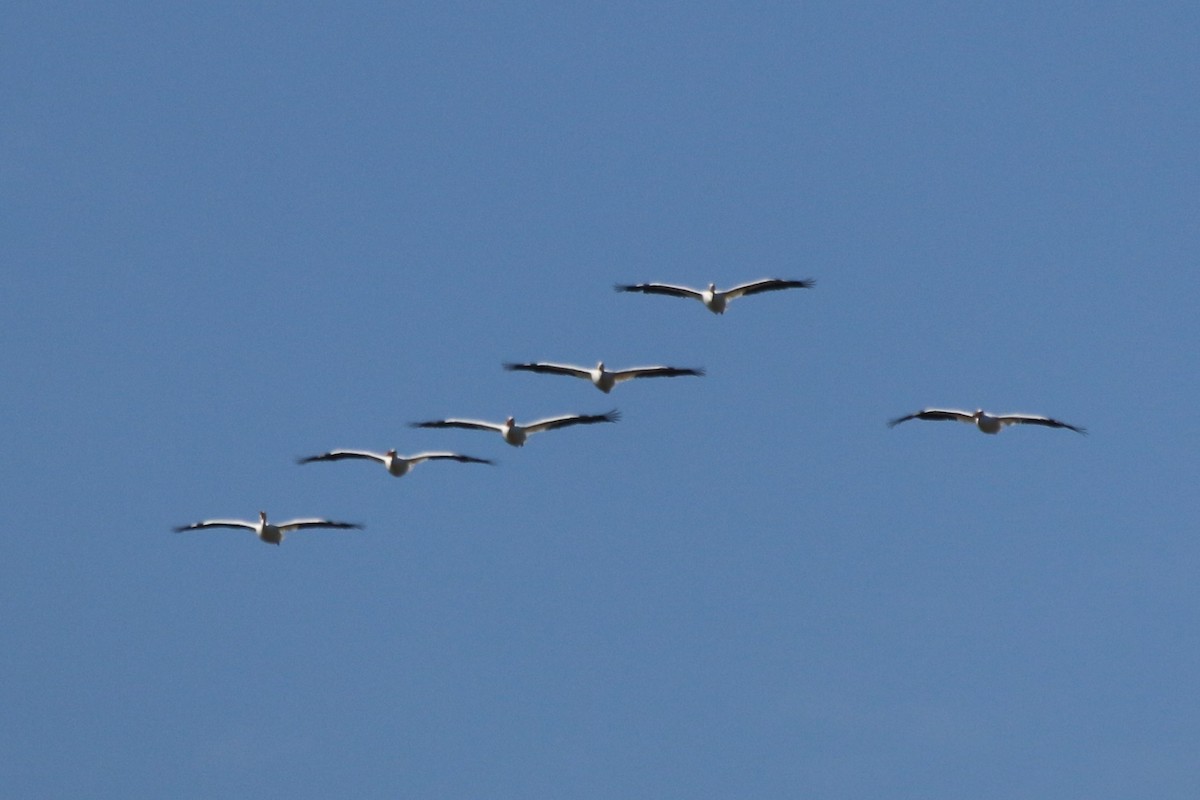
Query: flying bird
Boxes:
[
  {"xmin": 503, "ymin": 360, "xmax": 704, "ymax": 393},
  {"xmin": 888, "ymin": 408, "xmax": 1087, "ymax": 435},
  {"xmin": 172, "ymin": 510, "xmax": 362, "ymax": 546},
  {"xmin": 297, "ymin": 448, "xmax": 493, "ymax": 477},
  {"xmin": 614, "ymin": 278, "xmax": 815, "ymax": 314},
  {"xmin": 410, "ymin": 410, "xmax": 620, "ymax": 447}
]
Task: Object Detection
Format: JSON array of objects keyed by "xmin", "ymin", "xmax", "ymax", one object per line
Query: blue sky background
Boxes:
[{"xmin": 3, "ymin": 2, "xmax": 1198, "ymax": 797}]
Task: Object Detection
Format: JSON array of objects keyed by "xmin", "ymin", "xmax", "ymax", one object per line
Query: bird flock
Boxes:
[{"xmin": 175, "ymin": 276, "xmax": 1085, "ymax": 545}]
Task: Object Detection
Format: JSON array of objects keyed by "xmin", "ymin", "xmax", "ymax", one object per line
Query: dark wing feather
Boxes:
[
  {"xmin": 296, "ymin": 450, "xmax": 382, "ymax": 465},
  {"xmin": 278, "ymin": 519, "xmax": 363, "ymax": 532},
  {"xmin": 888, "ymin": 409, "xmax": 973, "ymax": 427},
  {"xmin": 526, "ymin": 409, "xmax": 621, "ymax": 433},
  {"xmin": 409, "ymin": 419, "xmax": 502, "ymax": 432},
  {"xmin": 613, "ymin": 282, "xmax": 702, "ymax": 299},
  {"xmin": 417, "ymin": 453, "xmax": 495, "ymax": 464},
  {"xmin": 503, "ymin": 362, "xmax": 590, "ymax": 378},
  {"xmin": 1001, "ymin": 415, "xmax": 1087, "ymax": 435},
  {"xmin": 173, "ymin": 519, "xmax": 254, "ymax": 533},
  {"xmin": 624, "ymin": 366, "xmax": 705, "ymax": 379},
  {"xmin": 729, "ymin": 278, "xmax": 816, "ymax": 297}
]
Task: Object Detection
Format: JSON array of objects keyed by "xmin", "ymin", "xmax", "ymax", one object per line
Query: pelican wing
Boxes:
[
  {"xmin": 297, "ymin": 449, "xmax": 385, "ymax": 465},
  {"xmin": 524, "ymin": 409, "xmax": 621, "ymax": 433},
  {"xmin": 613, "ymin": 365, "xmax": 705, "ymax": 382},
  {"xmin": 888, "ymin": 408, "xmax": 976, "ymax": 427},
  {"xmin": 504, "ymin": 362, "xmax": 591, "ymax": 380},
  {"xmin": 725, "ymin": 278, "xmax": 816, "ymax": 299},
  {"xmin": 997, "ymin": 414, "xmax": 1087, "ymax": 435},
  {"xmin": 410, "ymin": 418, "xmax": 506, "ymax": 433},
  {"xmin": 614, "ymin": 282, "xmax": 703, "ymax": 300},
  {"xmin": 408, "ymin": 452, "xmax": 495, "ymax": 465},
  {"xmin": 173, "ymin": 519, "xmax": 256, "ymax": 533},
  {"xmin": 276, "ymin": 518, "xmax": 362, "ymax": 532}
]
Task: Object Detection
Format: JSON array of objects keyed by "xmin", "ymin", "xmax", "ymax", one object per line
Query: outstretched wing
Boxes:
[
  {"xmin": 276, "ymin": 519, "xmax": 363, "ymax": 532},
  {"xmin": 173, "ymin": 519, "xmax": 255, "ymax": 533},
  {"xmin": 888, "ymin": 408, "xmax": 975, "ymax": 427},
  {"xmin": 725, "ymin": 278, "xmax": 815, "ymax": 299},
  {"xmin": 410, "ymin": 418, "xmax": 505, "ymax": 433},
  {"xmin": 615, "ymin": 366, "xmax": 705, "ymax": 382},
  {"xmin": 296, "ymin": 450, "xmax": 385, "ymax": 465},
  {"xmin": 504, "ymin": 362, "xmax": 591, "ymax": 380},
  {"xmin": 408, "ymin": 452, "xmax": 495, "ymax": 465},
  {"xmin": 614, "ymin": 282, "xmax": 703, "ymax": 300},
  {"xmin": 998, "ymin": 414, "xmax": 1087, "ymax": 435},
  {"xmin": 524, "ymin": 409, "xmax": 621, "ymax": 433}
]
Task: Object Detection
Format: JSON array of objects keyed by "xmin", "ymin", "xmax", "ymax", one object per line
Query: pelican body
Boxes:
[
  {"xmin": 298, "ymin": 448, "xmax": 493, "ymax": 477},
  {"xmin": 614, "ymin": 278, "xmax": 815, "ymax": 314},
  {"xmin": 411, "ymin": 410, "xmax": 620, "ymax": 447},
  {"xmin": 888, "ymin": 408, "xmax": 1087, "ymax": 435},
  {"xmin": 173, "ymin": 510, "xmax": 362, "ymax": 546},
  {"xmin": 503, "ymin": 360, "xmax": 704, "ymax": 393}
]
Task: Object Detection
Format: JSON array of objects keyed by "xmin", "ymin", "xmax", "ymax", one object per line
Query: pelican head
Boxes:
[{"xmin": 973, "ymin": 410, "xmax": 1002, "ymax": 434}]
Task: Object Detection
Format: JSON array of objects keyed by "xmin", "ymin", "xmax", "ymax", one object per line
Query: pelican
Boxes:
[
  {"xmin": 503, "ymin": 360, "xmax": 704, "ymax": 393},
  {"xmin": 297, "ymin": 448, "xmax": 493, "ymax": 477},
  {"xmin": 614, "ymin": 278, "xmax": 815, "ymax": 314},
  {"xmin": 888, "ymin": 408, "xmax": 1087, "ymax": 435},
  {"xmin": 410, "ymin": 409, "xmax": 620, "ymax": 447},
  {"xmin": 172, "ymin": 510, "xmax": 362, "ymax": 546}
]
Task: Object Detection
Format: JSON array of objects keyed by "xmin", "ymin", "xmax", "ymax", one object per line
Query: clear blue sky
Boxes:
[{"xmin": 3, "ymin": 3, "xmax": 1198, "ymax": 797}]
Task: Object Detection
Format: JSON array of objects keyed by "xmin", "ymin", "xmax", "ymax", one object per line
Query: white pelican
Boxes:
[
  {"xmin": 410, "ymin": 409, "xmax": 620, "ymax": 447},
  {"xmin": 173, "ymin": 510, "xmax": 362, "ymax": 546},
  {"xmin": 503, "ymin": 360, "xmax": 704, "ymax": 393},
  {"xmin": 888, "ymin": 408, "xmax": 1087, "ymax": 435},
  {"xmin": 614, "ymin": 278, "xmax": 815, "ymax": 314},
  {"xmin": 298, "ymin": 448, "xmax": 493, "ymax": 477}
]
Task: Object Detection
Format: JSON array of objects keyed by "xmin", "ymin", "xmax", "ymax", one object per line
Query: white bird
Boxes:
[
  {"xmin": 503, "ymin": 360, "xmax": 704, "ymax": 393},
  {"xmin": 298, "ymin": 448, "xmax": 493, "ymax": 477},
  {"xmin": 888, "ymin": 408, "xmax": 1087, "ymax": 435},
  {"xmin": 614, "ymin": 278, "xmax": 815, "ymax": 314},
  {"xmin": 410, "ymin": 409, "xmax": 620, "ymax": 447},
  {"xmin": 173, "ymin": 510, "xmax": 362, "ymax": 546}
]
